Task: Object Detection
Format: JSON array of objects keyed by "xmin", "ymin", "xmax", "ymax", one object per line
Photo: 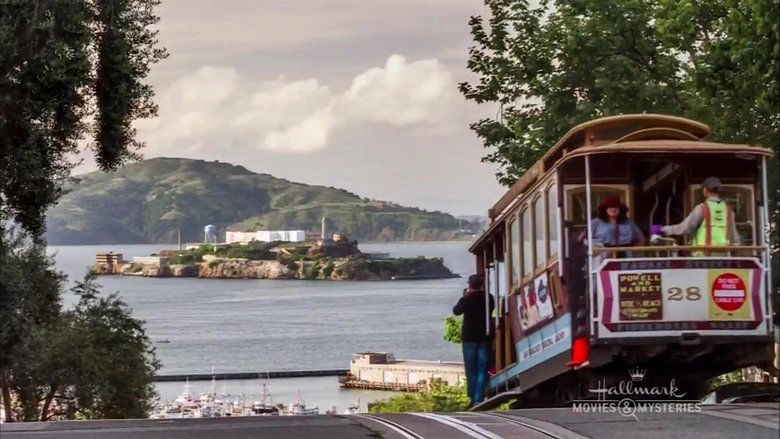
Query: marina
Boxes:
[
  {"xmin": 153, "ymin": 375, "xmax": 400, "ymax": 416},
  {"xmin": 151, "ymin": 373, "xmax": 320, "ymax": 419}
]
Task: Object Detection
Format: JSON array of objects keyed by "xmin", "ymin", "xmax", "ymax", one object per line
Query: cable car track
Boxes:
[
  {"xmin": 475, "ymin": 412, "xmax": 586, "ymax": 439},
  {"xmin": 412, "ymin": 412, "xmax": 503, "ymax": 438},
  {"xmin": 355, "ymin": 411, "xmax": 586, "ymax": 439},
  {"xmin": 354, "ymin": 413, "xmax": 425, "ymax": 439}
]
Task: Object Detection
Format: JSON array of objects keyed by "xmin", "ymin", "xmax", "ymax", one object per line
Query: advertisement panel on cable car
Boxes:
[{"xmin": 518, "ymin": 273, "xmax": 555, "ymax": 331}]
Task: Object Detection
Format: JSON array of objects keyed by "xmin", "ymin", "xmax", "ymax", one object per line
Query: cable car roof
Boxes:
[
  {"xmin": 471, "ymin": 114, "xmax": 773, "ymax": 251},
  {"xmin": 565, "ymin": 140, "xmax": 773, "ymax": 158}
]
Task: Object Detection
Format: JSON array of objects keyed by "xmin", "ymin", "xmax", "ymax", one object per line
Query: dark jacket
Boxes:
[{"xmin": 453, "ymin": 290, "xmax": 495, "ymax": 342}]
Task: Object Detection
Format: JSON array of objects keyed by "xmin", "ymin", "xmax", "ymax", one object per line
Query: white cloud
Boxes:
[
  {"xmin": 338, "ymin": 55, "xmax": 453, "ymax": 126},
  {"xmin": 136, "ymin": 55, "xmax": 458, "ymax": 154},
  {"xmin": 261, "ymin": 108, "xmax": 336, "ymax": 153}
]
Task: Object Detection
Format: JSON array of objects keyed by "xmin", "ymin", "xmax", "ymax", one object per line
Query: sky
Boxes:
[{"xmin": 80, "ymin": 0, "xmax": 505, "ymax": 216}]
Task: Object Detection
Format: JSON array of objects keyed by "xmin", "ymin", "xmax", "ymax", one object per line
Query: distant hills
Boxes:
[{"xmin": 46, "ymin": 157, "xmax": 479, "ymax": 245}]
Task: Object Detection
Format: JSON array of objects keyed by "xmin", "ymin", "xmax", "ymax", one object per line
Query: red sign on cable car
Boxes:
[{"xmin": 711, "ymin": 273, "xmax": 746, "ymax": 312}]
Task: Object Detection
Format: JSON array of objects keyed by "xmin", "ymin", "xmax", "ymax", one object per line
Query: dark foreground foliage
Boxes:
[{"xmin": 1, "ymin": 229, "xmax": 159, "ymax": 422}]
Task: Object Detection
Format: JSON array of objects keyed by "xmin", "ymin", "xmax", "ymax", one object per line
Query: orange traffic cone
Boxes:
[{"xmin": 567, "ymin": 336, "xmax": 590, "ymax": 368}]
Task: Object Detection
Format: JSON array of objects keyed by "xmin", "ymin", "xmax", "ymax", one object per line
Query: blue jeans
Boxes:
[{"xmin": 462, "ymin": 340, "xmax": 491, "ymax": 404}]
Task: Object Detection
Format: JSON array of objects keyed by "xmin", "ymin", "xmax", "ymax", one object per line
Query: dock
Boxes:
[
  {"xmin": 153, "ymin": 369, "xmax": 348, "ymax": 382},
  {"xmin": 341, "ymin": 352, "xmax": 465, "ymax": 392}
]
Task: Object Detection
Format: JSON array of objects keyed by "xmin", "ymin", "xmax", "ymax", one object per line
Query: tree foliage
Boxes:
[
  {"xmin": 0, "ymin": 227, "xmax": 64, "ymax": 421},
  {"xmin": 0, "ymin": 0, "xmax": 165, "ymax": 422},
  {"xmin": 56, "ymin": 274, "xmax": 160, "ymax": 420},
  {"xmin": 443, "ymin": 316, "xmax": 463, "ymax": 344},
  {"xmin": 0, "ymin": 243, "xmax": 160, "ymax": 422},
  {"xmin": 369, "ymin": 380, "xmax": 471, "ymax": 413},
  {"xmin": 0, "ymin": 228, "xmax": 63, "ymax": 367},
  {"xmin": 461, "ymin": 0, "xmax": 779, "ymax": 185},
  {"xmin": 0, "ymin": 0, "xmax": 167, "ymax": 237}
]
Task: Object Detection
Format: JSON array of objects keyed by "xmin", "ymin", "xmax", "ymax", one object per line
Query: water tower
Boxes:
[{"xmin": 204, "ymin": 224, "xmax": 217, "ymax": 243}]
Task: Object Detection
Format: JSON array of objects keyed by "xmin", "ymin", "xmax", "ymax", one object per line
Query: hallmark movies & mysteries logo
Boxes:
[{"xmin": 571, "ymin": 369, "xmax": 702, "ymax": 421}]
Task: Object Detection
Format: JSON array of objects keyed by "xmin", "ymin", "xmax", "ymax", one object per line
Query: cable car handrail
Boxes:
[{"xmin": 591, "ymin": 245, "xmax": 764, "ymax": 253}]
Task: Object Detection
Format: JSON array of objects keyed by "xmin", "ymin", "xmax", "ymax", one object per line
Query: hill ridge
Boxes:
[{"xmin": 46, "ymin": 157, "xmax": 476, "ymax": 244}]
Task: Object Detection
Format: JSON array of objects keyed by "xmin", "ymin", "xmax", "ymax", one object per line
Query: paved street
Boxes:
[{"xmin": 2, "ymin": 403, "xmax": 777, "ymax": 438}]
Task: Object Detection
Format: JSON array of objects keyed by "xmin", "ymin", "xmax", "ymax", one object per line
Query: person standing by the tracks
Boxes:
[{"xmin": 452, "ymin": 274, "xmax": 494, "ymax": 406}]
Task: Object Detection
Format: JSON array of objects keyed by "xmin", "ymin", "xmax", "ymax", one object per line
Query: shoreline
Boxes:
[
  {"xmin": 49, "ymin": 238, "xmax": 476, "ymax": 247},
  {"xmin": 93, "ymin": 245, "xmax": 461, "ymax": 281}
]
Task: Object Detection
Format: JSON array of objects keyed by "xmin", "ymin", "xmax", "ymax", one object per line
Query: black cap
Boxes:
[{"xmin": 468, "ymin": 274, "xmax": 483, "ymax": 288}]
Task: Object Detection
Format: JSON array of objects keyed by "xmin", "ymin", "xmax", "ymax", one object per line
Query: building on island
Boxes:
[
  {"xmin": 132, "ymin": 256, "xmax": 171, "ymax": 265},
  {"xmin": 95, "ymin": 252, "xmax": 123, "ymax": 274},
  {"xmin": 225, "ymin": 230, "xmax": 307, "ymax": 244},
  {"xmin": 341, "ymin": 352, "xmax": 465, "ymax": 391}
]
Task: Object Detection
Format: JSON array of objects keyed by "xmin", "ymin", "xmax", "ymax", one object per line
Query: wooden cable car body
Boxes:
[{"xmin": 470, "ymin": 114, "xmax": 775, "ymax": 409}]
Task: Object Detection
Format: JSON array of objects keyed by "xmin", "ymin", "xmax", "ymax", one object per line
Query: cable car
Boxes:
[{"xmin": 470, "ymin": 114, "xmax": 775, "ymax": 408}]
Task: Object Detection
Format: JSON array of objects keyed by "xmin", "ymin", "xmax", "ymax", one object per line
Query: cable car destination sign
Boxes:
[{"xmin": 595, "ymin": 258, "xmax": 766, "ymax": 338}]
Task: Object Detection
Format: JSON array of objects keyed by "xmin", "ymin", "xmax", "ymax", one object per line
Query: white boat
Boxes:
[
  {"xmin": 174, "ymin": 378, "xmax": 198, "ymax": 409},
  {"xmin": 281, "ymin": 390, "xmax": 318, "ymax": 416},
  {"xmin": 343, "ymin": 398, "xmax": 360, "ymax": 414}
]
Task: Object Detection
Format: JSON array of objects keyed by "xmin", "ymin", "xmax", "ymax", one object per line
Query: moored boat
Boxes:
[{"xmin": 280, "ymin": 390, "xmax": 318, "ymax": 416}]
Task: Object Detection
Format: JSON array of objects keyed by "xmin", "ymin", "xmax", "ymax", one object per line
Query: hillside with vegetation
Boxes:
[{"xmin": 46, "ymin": 157, "xmax": 477, "ymax": 244}]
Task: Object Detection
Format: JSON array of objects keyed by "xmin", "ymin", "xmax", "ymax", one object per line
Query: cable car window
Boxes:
[
  {"xmin": 533, "ymin": 196, "xmax": 546, "ymax": 267},
  {"xmin": 522, "ymin": 208, "xmax": 532, "ymax": 277},
  {"xmin": 509, "ymin": 218, "xmax": 520, "ymax": 285},
  {"xmin": 691, "ymin": 184, "xmax": 754, "ymax": 245},
  {"xmin": 547, "ymin": 185, "xmax": 558, "ymax": 259}
]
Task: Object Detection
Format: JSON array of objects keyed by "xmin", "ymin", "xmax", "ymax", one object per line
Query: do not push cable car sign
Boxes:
[{"xmin": 711, "ymin": 272, "xmax": 746, "ymax": 312}]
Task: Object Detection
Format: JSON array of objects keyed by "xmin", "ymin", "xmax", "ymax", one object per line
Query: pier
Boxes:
[
  {"xmin": 153, "ymin": 369, "xmax": 348, "ymax": 382},
  {"xmin": 341, "ymin": 352, "xmax": 465, "ymax": 391}
]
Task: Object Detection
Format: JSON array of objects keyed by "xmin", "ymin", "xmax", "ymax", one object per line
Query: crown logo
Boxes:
[{"xmin": 628, "ymin": 368, "xmax": 646, "ymax": 381}]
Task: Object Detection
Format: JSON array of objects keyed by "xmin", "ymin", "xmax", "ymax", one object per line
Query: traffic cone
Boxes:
[{"xmin": 566, "ymin": 336, "xmax": 590, "ymax": 368}]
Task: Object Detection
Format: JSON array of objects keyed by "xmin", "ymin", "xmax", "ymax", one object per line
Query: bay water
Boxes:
[{"xmin": 47, "ymin": 241, "xmax": 474, "ymax": 411}]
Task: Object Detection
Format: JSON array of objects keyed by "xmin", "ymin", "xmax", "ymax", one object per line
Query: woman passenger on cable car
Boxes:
[
  {"xmin": 579, "ymin": 196, "xmax": 645, "ymax": 258},
  {"xmin": 569, "ymin": 197, "xmax": 646, "ymax": 369}
]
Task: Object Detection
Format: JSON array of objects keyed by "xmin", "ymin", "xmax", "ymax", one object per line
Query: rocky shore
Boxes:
[{"xmin": 95, "ymin": 256, "xmax": 459, "ymax": 281}]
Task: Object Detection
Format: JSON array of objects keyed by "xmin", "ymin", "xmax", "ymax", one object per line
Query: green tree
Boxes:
[
  {"xmin": 370, "ymin": 380, "xmax": 471, "ymax": 413},
  {"xmin": 0, "ymin": 0, "xmax": 165, "ymax": 422},
  {"xmin": 461, "ymin": 0, "xmax": 778, "ymax": 185},
  {"xmin": 0, "ymin": 0, "xmax": 166, "ymax": 237},
  {"xmin": 2, "ymin": 270, "xmax": 160, "ymax": 421},
  {"xmin": 460, "ymin": 0, "xmax": 687, "ymax": 185},
  {"xmin": 444, "ymin": 316, "xmax": 463, "ymax": 344},
  {"xmin": 0, "ymin": 228, "xmax": 63, "ymax": 420},
  {"xmin": 58, "ymin": 275, "xmax": 160, "ymax": 420}
]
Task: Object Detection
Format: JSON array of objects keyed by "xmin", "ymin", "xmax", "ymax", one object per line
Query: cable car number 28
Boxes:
[{"xmin": 667, "ymin": 287, "xmax": 702, "ymax": 301}]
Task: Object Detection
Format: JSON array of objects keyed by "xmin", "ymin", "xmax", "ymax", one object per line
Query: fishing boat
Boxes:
[
  {"xmin": 281, "ymin": 390, "xmax": 318, "ymax": 416},
  {"xmin": 251, "ymin": 377, "xmax": 279, "ymax": 415},
  {"xmin": 342, "ymin": 399, "xmax": 360, "ymax": 414}
]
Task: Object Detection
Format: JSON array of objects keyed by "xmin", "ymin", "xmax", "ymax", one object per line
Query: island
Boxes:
[{"xmin": 92, "ymin": 237, "xmax": 459, "ymax": 281}]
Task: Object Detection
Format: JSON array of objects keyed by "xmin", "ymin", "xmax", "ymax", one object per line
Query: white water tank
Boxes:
[{"xmin": 204, "ymin": 224, "xmax": 217, "ymax": 243}]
